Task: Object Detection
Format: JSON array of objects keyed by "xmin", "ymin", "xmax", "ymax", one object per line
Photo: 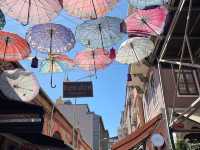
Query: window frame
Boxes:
[{"xmin": 174, "ymin": 70, "xmax": 199, "ymax": 96}]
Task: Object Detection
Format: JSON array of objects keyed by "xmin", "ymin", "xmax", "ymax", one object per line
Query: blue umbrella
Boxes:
[
  {"xmin": 26, "ymin": 23, "xmax": 76, "ymax": 54},
  {"xmin": 75, "ymin": 16, "xmax": 125, "ymax": 49},
  {"xmin": 129, "ymin": 0, "xmax": 168, "ymax": 9}
]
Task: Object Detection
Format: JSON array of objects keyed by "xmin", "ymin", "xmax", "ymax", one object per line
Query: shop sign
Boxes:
[{"xmin": 63, "ymin": 81, "xmax": 93, "ymax": 98}]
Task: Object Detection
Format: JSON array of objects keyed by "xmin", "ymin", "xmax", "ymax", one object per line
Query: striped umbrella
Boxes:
[
  {"xmin": 0, "ymin": 31, "xmax": 31, "ymax": 62},
  {"xmin": 63, "ymin": 0, "xmax": 118, "ymax": 19},
  {"xmin": 39, "ymin": 55, "xmax": 74, "ymax": 88}
]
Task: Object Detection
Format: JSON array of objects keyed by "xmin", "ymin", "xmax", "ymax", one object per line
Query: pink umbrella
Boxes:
[
  {"xmin": 124, "ymin": 7, "xmax": 168, "ymax": 36},
  {"xmin": 62, "ymin": 0, "xmax": 118, "ymax": 19},
  {"xmin": 74, "ymin": 49, "xmax": 112, "ymax": 73}
]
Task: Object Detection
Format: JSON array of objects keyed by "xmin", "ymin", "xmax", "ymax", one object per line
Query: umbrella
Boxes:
[
  {"xmin": 75, "ymin": 16, "xmax": 125, "ymax": 49},
  {"xmin": 0, "ymin": 9, "xmax": 5, "ymax": 30},
  {"xmin": 74, "ymin": 49, "xmax": 112, "ymax": 76},
  {"xmin": 0, "ymin": 0, "xmax": 62, "ymax": 25},
  {"xmin": 129, "ymin": 0, "xmax": 168, "ymax": 9},
  {"xmin": 26, "ymin": 23, "xmax": 75, "ymax": 54},
  {"xmin": 0, "ymin": 69, "xmax": 39, "ymax": 102},
  {"xmin": 39, "ymin": 55, "xmax": 74, "ymax": 88},
  {"xmin": 116, "ymin": 37, "xmax": 155, "ymax": 64},
  {"xmin": 124, "ymin": 7, "xmax": 168, "ymax": 36},
  {"xmin": 63, "ymin": 0, "xmax": 118, "ymax": 19},
  {"xmin": 0, "ymin": 31, "xmax": 31, "ymax": 62}
]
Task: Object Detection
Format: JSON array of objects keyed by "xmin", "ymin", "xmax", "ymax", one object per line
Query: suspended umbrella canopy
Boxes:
[
  {"xmin": 0, "ymin": 0, "xmax": 62, "ymax": 25},
  {"xmin": 129, "ymin": 0, "xmax": 168, "ymax": 9},
  {"xmin": 116, "ymin": 37, "xmax": 155, "ymax": 64},
  {"xmin": 76, "ymin": 16, "xmax": 125, "ymax": 49},
  {"xmin": 124, "ymin": 7, "xmax": 168, "ymax": 36},
  {"xmin": 63, "ymin": 0, "xmax": 118, "ymax": 19},
  {"xmin": 39, "ymin": 55, "xmax": 74, "ymax": 88},
  {"xmin": 26, "ymin": 23, "xmax": 75, "ymax": 54},
  {"xmin": 40, "ymin": 55, "xmax": 75, "ymax": 74},
  {"xmin": 0, "ymin": 31, "xmax": 31, "ymax": 62},
  {"xmin": 74, "ymin": 48, "xmax": 112, "ymax": 71},
  {"xmin": 0, "ymin": 9, "xmax": 5, "ymax": 30},
  {"xmin": 0, "ymin": 69, "xmax": 39, "ymax": 102}
]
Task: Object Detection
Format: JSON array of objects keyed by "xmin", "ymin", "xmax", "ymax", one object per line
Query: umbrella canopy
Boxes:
[
  {"xmin": 63, "ymin": 0, "xmax": 118, "ymax": 19},
  {"xmin": 39, "ymin": 55, "xmax": 74, "ymax": 73},
  {"xmin": 0, "ymin": 31, "xmax": 31, "ymax": 62},
  {"xmin": 26, "ymin": 23, "xmax": 75, "ymax": 54},
  {"xmin": 0, "ymin": 0, "xmax": 62, "ymax": 25},
  {"xmin": 125, "ymin": 7, "xmax": 168, "ymax": 36},
  {"xmin": 75, "ymin": 16, "xmax": 125, "ymax": 49},
  {"xmin": 39, "ymin": 55, "xmax": 74, "ymax": 88},
  {"xmin": 116, "ymin": 37, "xmax": 155, "ymax": 64},
  {"xmin": 129, "ymin": 0, "xmax": 168, "ymax": 9},
  {"xmin": 0, "ymin": 69, "xmax": 39, "ymax": 102},
  {"xmin": 0, "ymin": 9, "xmax": 5, "ymax": 30},
  {"xmin": 74, "ymin": 48, "xmax": 112, "ymax": 71}
]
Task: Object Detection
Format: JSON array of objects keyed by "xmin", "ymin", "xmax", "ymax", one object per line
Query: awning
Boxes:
[
  {"xmin": 0, "ymin": 97, "xmax": 44, "ymax": 133},
  {"xmin": 0, "ymin": 133, "xmax": 73, "ymax": 150},
  {"xmin": 112, "ymin": 114, "xmax": 162, "ymax": 150},
  {"xmin": 15, "ymin": 133, "xmax": 74, "ymax": 150}
]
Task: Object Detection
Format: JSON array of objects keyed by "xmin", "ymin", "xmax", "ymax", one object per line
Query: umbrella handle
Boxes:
[
  {"xmin": 50, "ymin": 72, "xmax": 56, "ymax": 88},
  {"xmin": 21, "ymin": 0, "xmax": 31, "ymax": 26},
  {"xmin": 50, "ymin": 59, "xmax": 56, "ymax": 88}
]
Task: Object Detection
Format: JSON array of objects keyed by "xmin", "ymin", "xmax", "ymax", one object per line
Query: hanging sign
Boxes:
[{"xmin": 63, "ymin": 81, "xmax": 93, "ymax": 98}]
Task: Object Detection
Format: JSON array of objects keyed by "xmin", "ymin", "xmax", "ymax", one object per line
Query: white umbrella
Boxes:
[
  {"xmin": 116, "ymin": 37, "xmax": 155, "ymax": 64},
  {"xmin": 0, "ymin": 69, "xmax": 39, "ymax": 102}
]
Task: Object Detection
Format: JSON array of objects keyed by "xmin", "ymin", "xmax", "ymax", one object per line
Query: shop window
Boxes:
[{"xmin": 174, "ymin": 70, "xmax": 199, "ymax": 95}]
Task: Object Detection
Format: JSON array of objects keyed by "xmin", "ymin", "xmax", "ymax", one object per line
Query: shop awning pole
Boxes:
[
  {"xmin": 170, "ymin": 97, "xmax": 200, "ymax": 127},
  {"xmin": 159, "ymin": 59, "xmax": 200, "ymax": 69},
  {"xmin": 159, "ymin": 0, "xmax": 186, "ymax": 60}
]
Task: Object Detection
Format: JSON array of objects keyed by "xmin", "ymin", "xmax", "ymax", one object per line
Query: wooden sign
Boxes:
[{"xmin": 63, "ymin": 81, "xmax": 93, "ymax": 98}]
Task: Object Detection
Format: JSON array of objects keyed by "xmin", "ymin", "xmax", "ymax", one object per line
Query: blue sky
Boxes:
[{"xmin": 4, "ymin": 0, "xmax": 128, "ymax": 137}]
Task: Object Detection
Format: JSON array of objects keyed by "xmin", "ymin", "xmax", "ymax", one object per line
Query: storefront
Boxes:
[{"xmin": 0, "ymin": 96, "xmax": 73, "ymax": 150}]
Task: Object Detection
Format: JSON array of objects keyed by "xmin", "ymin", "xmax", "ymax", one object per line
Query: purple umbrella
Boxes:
[
  {"xmin": 26, "ymin": 23, "xmax": 76, "ymax": 88},
  {"xmin": 26, "ymin": 23, "xmax": 76, "ymax": 54}
]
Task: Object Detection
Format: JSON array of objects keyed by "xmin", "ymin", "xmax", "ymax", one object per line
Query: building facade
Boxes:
[
  {"xmin": 113, "ymin": 62, "xmax": 200, "ymax": 150},
  {"xmin": 32, "ymin": 91, "xmax": 92, "ymax": 150},
  {"xmin": 56, "ymin": 99, "xmax": 109, "ymax": 150},
  {"xmin": 0, "ymin": 62, "xmax": 92, "ymax": 150}
]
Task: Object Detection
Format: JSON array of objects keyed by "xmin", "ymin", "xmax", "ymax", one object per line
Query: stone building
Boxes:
[{"xmin": 56, "ymin": 99, "xmax": 109, "ymax": 150}]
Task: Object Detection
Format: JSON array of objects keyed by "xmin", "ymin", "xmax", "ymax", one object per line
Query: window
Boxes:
[
  {"xmin": 174, "ymin": 70, "xmax": 198, "ymax": 95},
  {"xmin": 145, "ymin": 74, "xmax": 158, "ymax": 106}
]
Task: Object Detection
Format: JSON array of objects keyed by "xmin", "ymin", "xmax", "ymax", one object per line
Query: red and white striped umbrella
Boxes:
[
  {"xmin": 0, "ymin": 31, "xmax": 31, "ymax": 62},
  {"xmin": 124, "ymin": 7, "xmax": 168, "ymax": 36},
  {"xmin": 74, "ymin": 48, "xmax": 112, "ymax": 71}
]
